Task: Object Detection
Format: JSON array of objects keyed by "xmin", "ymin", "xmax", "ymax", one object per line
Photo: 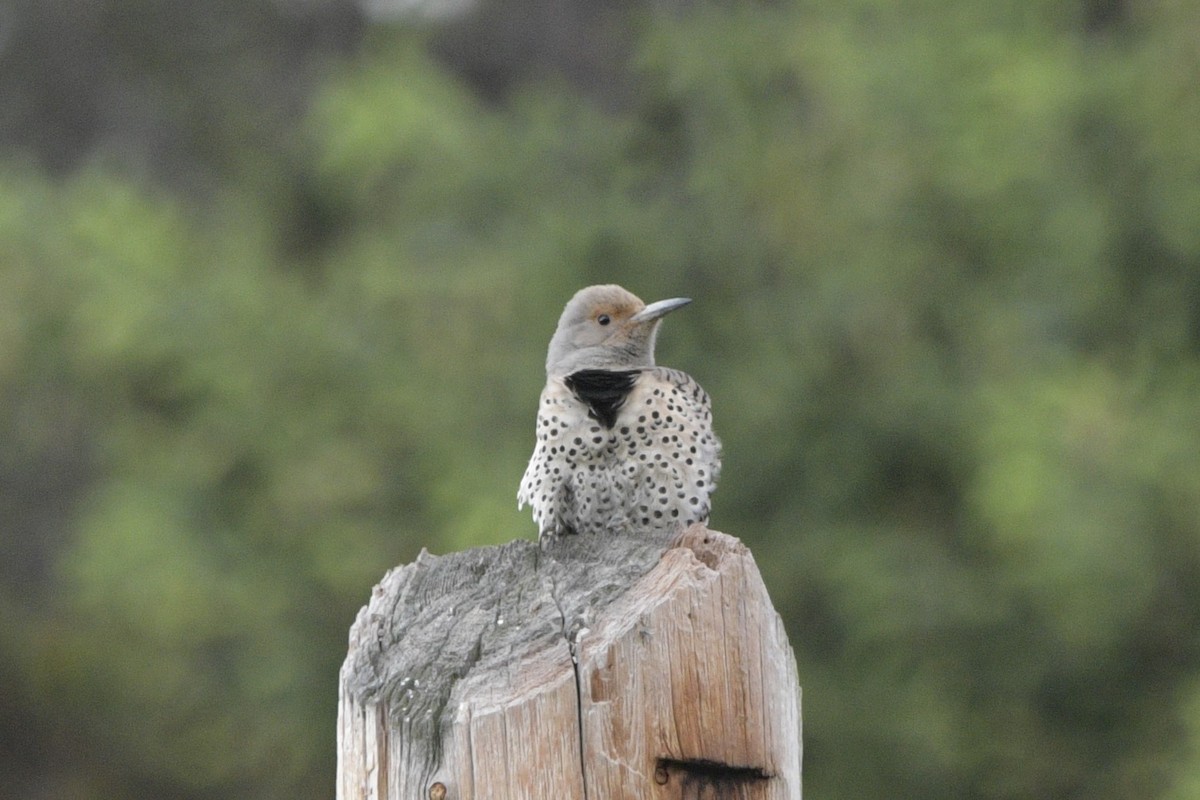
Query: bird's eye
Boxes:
[{"xmin": 597, "ymin": 314, "xmax": 611, "ymax": 326}]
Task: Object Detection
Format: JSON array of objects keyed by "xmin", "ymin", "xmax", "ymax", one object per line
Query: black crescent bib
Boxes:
[{"xmin": 564, "ymin": 369, "xmax": 641, "ymax": 429}]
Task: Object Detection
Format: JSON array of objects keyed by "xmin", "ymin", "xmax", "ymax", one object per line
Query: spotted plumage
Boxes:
[{"xmin": 518, "ymin": 285, "xmax": 721, "ymax": 539}]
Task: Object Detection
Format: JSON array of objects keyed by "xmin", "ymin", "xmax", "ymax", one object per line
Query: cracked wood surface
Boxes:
[{"xmin": 337, "ymin": 525, "xmax": 801, "ymax": 800}]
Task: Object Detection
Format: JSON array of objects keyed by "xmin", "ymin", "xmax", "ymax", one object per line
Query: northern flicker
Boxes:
[{"xmin": 518, "ymin": 284, "xmax": 721, "ymax": 539}]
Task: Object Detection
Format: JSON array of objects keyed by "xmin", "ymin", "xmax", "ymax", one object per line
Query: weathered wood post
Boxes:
[{"xmin": 337, "ymin": 525, "xmax": 801, "ymax": 799}]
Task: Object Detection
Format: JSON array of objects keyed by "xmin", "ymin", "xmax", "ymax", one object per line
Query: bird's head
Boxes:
[{"xmin": 545, "ymin": 284, "xmax": 691, "ymax": 377}]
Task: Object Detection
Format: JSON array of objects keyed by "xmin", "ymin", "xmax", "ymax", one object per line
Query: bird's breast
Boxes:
[
  {"xmin": 524, "ymin": 367, "xmax": 720, "ymax": 536},
  {"xmin": 563, "ymin": 369, "xmax": 642, "ymax": 429}
]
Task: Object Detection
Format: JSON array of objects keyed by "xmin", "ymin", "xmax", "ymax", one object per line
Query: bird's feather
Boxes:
[{"xmin": 564, "ymin": 369, "xmax": 642, "ymax": 429}]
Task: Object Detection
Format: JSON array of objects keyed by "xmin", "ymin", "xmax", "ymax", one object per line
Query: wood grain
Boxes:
[{"xmin": 337, "ymin": 525, "xmax": 801, "ymax": 800}]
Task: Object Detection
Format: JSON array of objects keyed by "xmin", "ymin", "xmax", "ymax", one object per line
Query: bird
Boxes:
[{"xmin": 518, "ymin": 284, "xmax": 721, "ymax": 540}]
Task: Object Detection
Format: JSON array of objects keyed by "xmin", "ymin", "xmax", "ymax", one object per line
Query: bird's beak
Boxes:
[{"xmin": 630, "ymin": 297, "xmax": 692, "ymax": 324}]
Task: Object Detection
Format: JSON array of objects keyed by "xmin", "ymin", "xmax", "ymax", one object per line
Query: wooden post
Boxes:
[{"xmin": 337, "ymin": 525, "xmax": 801, "ymax": 800}]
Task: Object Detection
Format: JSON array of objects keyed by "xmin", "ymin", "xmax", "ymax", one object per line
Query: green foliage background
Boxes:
[{"xmin": 1, "ymin": 0, "xmax": 1199, "ymax": 797}]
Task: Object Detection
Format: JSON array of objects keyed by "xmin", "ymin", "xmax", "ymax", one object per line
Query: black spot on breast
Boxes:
[{"xmin": 565, "ymin": 369, "xmax": 642, "ymax": 429}]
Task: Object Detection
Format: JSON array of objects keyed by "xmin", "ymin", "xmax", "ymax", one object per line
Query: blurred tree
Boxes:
[
  {"xmin": 0, "ymin": 167, "xmax": 413, "ymax": 798},
  {"xmin": 425, "ymin": 0, "xmax": 638, "ymax": 108},
  {"xmin": 0, "ymin": 0, "xmax": 363, "ymax": 187},
  {"xmin": 0, "ymin": 0, "xmax": 1199, "ymax": 799}
]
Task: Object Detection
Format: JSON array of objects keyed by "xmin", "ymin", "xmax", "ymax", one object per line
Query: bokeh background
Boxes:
[{"xmin": 2, "ymin": 0, "xmax": 1199, "ymax": 797}]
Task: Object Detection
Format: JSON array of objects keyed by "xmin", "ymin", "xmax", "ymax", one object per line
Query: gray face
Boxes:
[{"xmin": 544, "ymin": 285, "xmax": 691, "ymax": 376}]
